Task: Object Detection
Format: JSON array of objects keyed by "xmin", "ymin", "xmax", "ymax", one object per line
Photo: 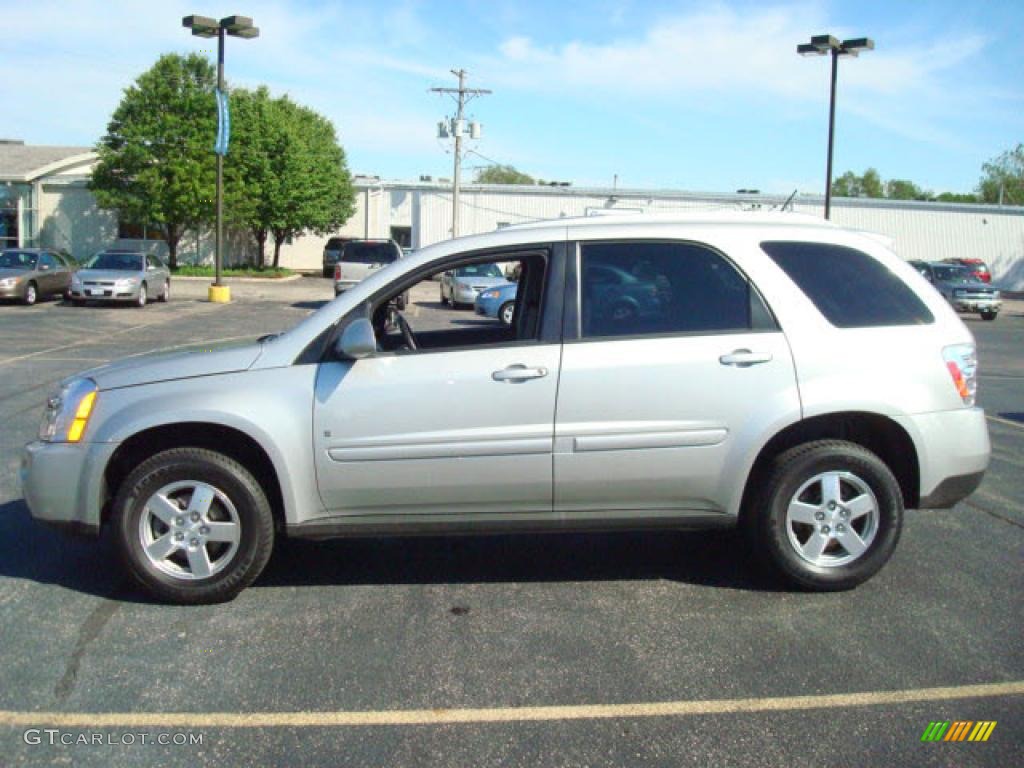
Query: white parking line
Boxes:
[
  {"xmin": 0, "ymin": 680, "xmax": 1020, "ymax": 729},
  {"xmin": 986, "ymin": 414, "xmax": 1024, "ymax": 430}
]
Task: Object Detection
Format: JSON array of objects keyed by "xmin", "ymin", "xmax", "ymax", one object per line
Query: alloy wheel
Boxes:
[
  {"xmin": 138, "ymin": 480, "xmax": 242, "ymax": 580},
  {"xmin": 784, "ymin": 470, "xmax": 879, "ymax": 567}
]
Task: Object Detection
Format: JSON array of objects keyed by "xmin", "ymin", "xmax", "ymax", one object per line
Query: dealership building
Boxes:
[{"xmin": 3, "ymin": 140, "xmax": 1023, "ymax": 290}]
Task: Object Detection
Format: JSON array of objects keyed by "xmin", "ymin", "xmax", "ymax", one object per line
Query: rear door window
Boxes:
[
  {"xmin": 579, "ymin": 241, "xmax": 770, "ymax": 338},
  {"xmin": 761, "ymin": 241, "xmax": 934, "ymax": 327},
  {"xmin": 342, "ymin": 242, "xmax": 399, "ymax": 265}
]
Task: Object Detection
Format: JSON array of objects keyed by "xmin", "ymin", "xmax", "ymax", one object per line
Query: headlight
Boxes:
[
  {"xmin": 480, "ymin": 290, "xmax": 500, "ymax": 299},
  {"xmin": 0, "ymin": 277, "xmax": 17, "ymax": 288},
  {"xmin": 71, "ymin": 273, "xmax": 82, "ymax": 285},
  {"xmin": 39, "ymin": 378, "xmax": 98, "ymax": 442},
  {"xmin": 115, "ymin": 277, "xmax": 138, "ymax": 289}
]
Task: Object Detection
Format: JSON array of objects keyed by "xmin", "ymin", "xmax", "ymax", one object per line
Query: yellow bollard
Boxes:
[{"xmin": 208, "ymin": 284, "xmax": 231, "ymax": 303}]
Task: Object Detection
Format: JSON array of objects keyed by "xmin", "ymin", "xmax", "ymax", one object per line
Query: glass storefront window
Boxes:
[{"xmin": 0, "ymin": 183, "xmax": 35, "ymax": 249}]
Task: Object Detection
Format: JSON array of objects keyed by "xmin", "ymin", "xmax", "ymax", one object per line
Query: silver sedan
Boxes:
[{"xmin": 69, "ymin": 251, "xmax": 170, "ymax": 307}]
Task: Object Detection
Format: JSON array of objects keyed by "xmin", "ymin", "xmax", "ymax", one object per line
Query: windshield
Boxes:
[
  {"xmin": 342, "ymin": 242, "xmax": 398, "ymax": 264},
  {"xmin": 456, "ymin": 263, "xmax": 503, "ymax": 278},
  {"xmin": 85, "ymin": 252, "xmax": 144, "ymax": 271},
  {"xmin": 0, "ymin": 251, "xmax": 38, "ymax": 269},
  {"xmin": 933, "ymin": 266, "xmax": 972, "ymax": 281}
]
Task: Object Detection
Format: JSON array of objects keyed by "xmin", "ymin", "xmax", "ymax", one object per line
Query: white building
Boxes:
[{"xmin": 4, "ymin": 141, "xmax": 1023, "ymax": 289}]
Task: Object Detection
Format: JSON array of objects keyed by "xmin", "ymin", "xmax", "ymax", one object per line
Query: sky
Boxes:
[{"xmin": 2, "ymin": 0, "xmax": 1022, "ymax": 195}]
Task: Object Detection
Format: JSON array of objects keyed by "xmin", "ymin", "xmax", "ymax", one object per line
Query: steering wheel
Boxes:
[{"xmin": 395, "ymin": 311, "xmax": 418, "ymax": 350}]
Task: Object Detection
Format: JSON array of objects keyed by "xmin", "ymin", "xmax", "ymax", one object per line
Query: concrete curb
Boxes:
[{"xmin": 170, "ymin": 274, "xmax": 303, "ymax": 283}]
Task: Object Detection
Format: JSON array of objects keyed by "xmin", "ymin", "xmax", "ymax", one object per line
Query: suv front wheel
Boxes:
[
  {"xmin": 113, "ymin": 447, "xmax": 275, "ymax": 604},
  {"xmin": 747, "ymin": 440, "xmax": 903, "ymax": 591}
]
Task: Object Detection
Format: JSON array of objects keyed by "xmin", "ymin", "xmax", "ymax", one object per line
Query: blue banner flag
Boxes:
[{"xmin": 214, "ymin": 89, "xmax": 231, "ymax": 156}]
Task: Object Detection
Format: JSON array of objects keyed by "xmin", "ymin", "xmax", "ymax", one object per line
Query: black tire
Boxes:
[
  {"xmin": 136, "ymin": 282, "xmax": 147, "ymax": 308},
  {"xmin": 113, "ymin": 447, "xmax": 275, "ymax": 604},
  {"xmin": 745, "ymin": 440, "xmax": 903, "ymax": 591},
  {"xmin": 71, "ymin": 299, "xmax": 85, "ymax": 307},
  {"xmin": 499, "ymin": 301, "xmax": 515, "ymax": 326},
  {"xmin": 159, "ymin": 280, "xmax": 170, "ymax": 302},
  {"xmin": 980, "ymin": 311, "xmax": 997, "ymax": 321},
  {"xmin": 23, "ymin": 281, "xmax": 38, "ymax": 306},
  {"xmin": 440, "ymin": 287, "xmax": 449, "ymax": 306}
]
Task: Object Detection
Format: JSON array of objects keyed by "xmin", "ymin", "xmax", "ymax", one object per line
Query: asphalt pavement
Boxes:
[{"xmin": 0, "ymin": 278, "xmax": 1020, "ymax": 767}]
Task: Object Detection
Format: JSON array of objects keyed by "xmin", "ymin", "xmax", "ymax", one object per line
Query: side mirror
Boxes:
[{"xmin": 335, "ymin": 317, "xmax": 377, "ymax": 359}]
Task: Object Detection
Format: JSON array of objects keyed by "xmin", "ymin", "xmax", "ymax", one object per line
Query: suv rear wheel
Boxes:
[
  {"xmin": 113, "ymin": 447, "xmax": 274, "ymax": 604},
  {"xmin": 747, "ymin": 440, "xmax": 903, "ymax": 591}
]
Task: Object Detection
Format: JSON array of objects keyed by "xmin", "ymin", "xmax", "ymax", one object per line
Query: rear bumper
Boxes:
[{"xmin": 908, "ymin": 408, "xmax": 990, "ymax": 508}]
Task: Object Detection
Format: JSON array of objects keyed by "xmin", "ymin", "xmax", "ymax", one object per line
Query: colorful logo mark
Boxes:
[{"xmin": 921, "ymin": 721, "xmax": 997, "ymax": 742}]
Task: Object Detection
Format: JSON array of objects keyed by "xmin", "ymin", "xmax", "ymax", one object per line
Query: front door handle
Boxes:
[
  {"xmin": 492, "ymin": 364, "xmax": 549, "ymax": 383},
  {"xmin": 719, "ymin": 349, "xmax": 773, "ymax": 367}
]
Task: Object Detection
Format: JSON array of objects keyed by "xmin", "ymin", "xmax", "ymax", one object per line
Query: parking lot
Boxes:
[{"xmin": 0, "ymin": 277, "xmax": 1021, "ymax": 767}]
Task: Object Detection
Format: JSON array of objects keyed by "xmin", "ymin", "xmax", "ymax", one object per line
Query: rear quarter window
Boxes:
[{"xmin": 761, "ymin": 241, "xmax": 934, "ymax": 328}]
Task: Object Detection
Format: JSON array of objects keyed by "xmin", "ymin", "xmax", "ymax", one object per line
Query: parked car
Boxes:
[
  {"xmin": 333, "ymin": 239, "xmax": 407, "ymax": 308},
  {"xmin": 69, "ymin": 251, "xmax": 170, "ymax": 307},
  {"xmin": 474, "ymin": 282, "xmax": 518, "ymax": 325},
  {"xmin": 21, "ymin": 212, "xmax": 990, "ymax": 604},
  {"xmin": 943, "ymin": 257, "xmax": 991, "ymax": 284},
  {"xmin": 322, "ymin": 237, "xmax": 352, "ymax": 278},
  {"xmin": 0, "ymin": 248, "xmax": 77, "ymax": 305},
  {"xmin": 440, "ymin": 262, "xmax": 508, "ymax": 307},
  {"xmin": 913, "ymin": 261, "xmax": 1001, "ymax": 321}
]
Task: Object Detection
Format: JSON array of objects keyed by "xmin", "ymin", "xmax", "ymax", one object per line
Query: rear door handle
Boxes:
[
  {"xmin": 719, "ymin": 349, "xmax": 773, "ymax": 367},
  {"xmin": 492, "ymin": 364, "xmax": 549, "ymax": 383}
]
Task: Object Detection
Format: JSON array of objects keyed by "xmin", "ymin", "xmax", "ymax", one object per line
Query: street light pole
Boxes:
[
  {"xmin": 183, "ymin": 14, "xmax": 259, "ymax": 302},
  {"xmin": 215, "ymin": 24, "xmax": 225, "ymax": 289},
  {"xmin": 798, "ymin": 35, "xmax": 874, "ymax": 220}
]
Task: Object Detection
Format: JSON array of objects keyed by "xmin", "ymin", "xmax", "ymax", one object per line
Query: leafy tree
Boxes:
[
  {"xmin": 861, "ymin": 168, "xmax": 884, "ymax": 198},
  {"xmin": 225, "ymin": 91, "xmax": 355, "ymax": 267},
  {"xmin": 935, "ymin": 191, "xmax": 980, "ymax": 203},
  {"xmin": 90, "ymin": 53, "xmax": 217, "ymax": 268},
  {"xmin": 224, "ymin": 86, "xmax": 278, "ymax": 266},
  {"xmin": 268, "ymin": 97, "xmax": 356, "ymax": 267},
  {"xmin": 885, "ymin": 179, "xmax": 929, "ymax": 201},
  {"xmin": 475, "ymin": 164, "xmax": 535, "ymax": 185},
  {"xmin": 831, "ymin": 168, "xmax": 882, "ymax": 198},
  {"xmin": 978, "ymin": 143, "xmax": 1024, "ymax": 205}
]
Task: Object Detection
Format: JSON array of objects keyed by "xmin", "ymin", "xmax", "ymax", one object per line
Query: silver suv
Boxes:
[{"xmin": 20, "ymin": 213, "xmax": 990, "ymax": 603}]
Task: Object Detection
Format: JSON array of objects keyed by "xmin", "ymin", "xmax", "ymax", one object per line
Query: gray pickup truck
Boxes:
[{"xmin": 909, "ymin": 260, "xmax": 1001, "ymax": 321}]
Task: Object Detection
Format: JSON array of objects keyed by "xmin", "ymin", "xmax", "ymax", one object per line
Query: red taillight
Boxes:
[
  {"xmin": 943, "ymin": 344, "xmax": 977, "ymax": 406},
  {"xmin": 975, "ymin": 271, "xmax": 991, "ymax": 283},
  {"xmin": 334, "ymin": 264, "xmax": 341, "ymax": 280}
]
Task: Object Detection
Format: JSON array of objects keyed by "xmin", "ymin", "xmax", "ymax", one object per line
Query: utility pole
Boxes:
[{"xmin": 431, "ymin": 69, "xmax": 491, "ymax": 238}]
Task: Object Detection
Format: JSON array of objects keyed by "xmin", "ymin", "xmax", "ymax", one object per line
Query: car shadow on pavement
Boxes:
[
  {"xmin": 0, "ymin": 498, "xmax": 786, "ymax": 599},
  {"xmin": 258, "ymin": 528, "xmax": 787, "ymax": 592},
  {"xmin": 0, "ymin": 499, "xmax": 132, "ymax": 600},
  {"xmin": 291, "ymin": 300, "xmax": 330, "ymax": 311}
]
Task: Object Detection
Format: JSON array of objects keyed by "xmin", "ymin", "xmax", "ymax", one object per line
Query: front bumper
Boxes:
[
  {"xmin": 0, "ymin": 283, "xmax": 25, "ymax": 298},
  {"xmin": 20, "ymin": 440, "xmax": 119, "ymax": 536},
  {"xmin": 70, "ymin": 285, "xmax": 141, "ymax": 302},
  {"xmin": 951, "ymin": 298, "xmax": 1001, "ymax": 313}
]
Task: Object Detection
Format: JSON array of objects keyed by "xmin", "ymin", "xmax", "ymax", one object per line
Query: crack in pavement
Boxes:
[{"xmin": 53, "ymin": 591, "xmax": 125, "ymax": 703}]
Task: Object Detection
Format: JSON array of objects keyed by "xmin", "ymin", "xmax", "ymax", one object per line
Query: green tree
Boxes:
[
  {"xmin": 90, "ymin": 53, "xmax": 217, "ymax": 268},
  {"xmin": 885, "ymin": 179, "xmax": 929, "ymax": 201},
  {"xmin": 831, "ymin": 170, "xmax": 860, "ymax": 197},
  {"xmin": 224, "ymin": 91, "xmax": 355, "ymax": 267},
  {"xmin": 475, "ymin": 164, "xmax": 535, "ymax": 185},
  {"xmin": 267, "ymin": 97, "xmax": 356, "ymax": 268},
  {"xmin": 224, "ymin": 86, "xmax": 278, "ymax": 266},
  {"xmin": 977, "ymin": 143, "xmax": 1024, "ymax": 205},
  {"xmin": 861, "ymin": 168, "xmax": 884, "ymax": 198},
  {"xmin": 935, "ymin": 191, "xmax": 980, "ymax": 203}
]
